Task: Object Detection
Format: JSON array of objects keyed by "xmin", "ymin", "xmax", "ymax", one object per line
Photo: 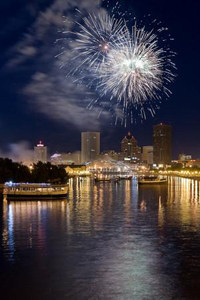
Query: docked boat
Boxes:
[
  {"xmin": 94, "ymin": 176, "xmax": 111, "ymax": 182},
  {"xmin": 138, "ymin": 176, "xmax": 168, "ymax": 185},
  {"xmin": 3, "ymin": 182, "xmax": 68, "ymax": 200},
  {"xmin": 113, "ymin": 177, "xmax": 120, "ymax": 183},
  {"xmin": 119, "ymin": 175, "xmax": 133, "ymax": 180}
]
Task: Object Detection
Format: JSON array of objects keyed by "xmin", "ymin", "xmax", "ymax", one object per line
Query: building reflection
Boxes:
[
  {"xmin": 1, "ymin": 177, "xmax": 200, "ymax": 299},
  {"xmin": 1, "ymin": 201, "xmax": 15, "ymax": 262},
  {"xmin": 1, "ymin": 199, "xmax": 68, "ymax": 261},
  {"xmin": 167, "ymin": 177, "xmax": 200, "ymax": 228},
  {"xmin": 138, "ymin": 184, "xmax": 168, "ymax": 209},
  {"xmin": 137, "ymin": 177, "xmax": 200, "ymax": 230},
  {"xmin": 2, "ymin": 176, "xmax": 200, "ymax": 264},
  {"xmin": 67, "ymin": 177, "xmax": 140, "ymax": 234},
  {"xmin": 68, "ymin": 177, "xmax": 117, "ymax": 234}
]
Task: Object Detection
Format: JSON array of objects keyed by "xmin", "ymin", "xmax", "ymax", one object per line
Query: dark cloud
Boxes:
[{"xmin": 6, "ymin": 0, "xmax": 109, "ymax": 129}]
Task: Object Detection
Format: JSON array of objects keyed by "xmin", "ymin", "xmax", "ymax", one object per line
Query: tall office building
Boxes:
[
  {"xmin": 153, "ymin": 124, "xmax": 172, "ymax": 165},
  {"xmin": 34, "ymin": 141, "xmax": 47, "ymax": 163},
  {"xmin": 142, "ymin": 146, "xmax": 153, "ymax": 165},
  {"xmin": 121, "ymin": 132, "xmax": 140, "ymax": 160},
  {"xmin": 81, "ymin": 132, "xmax": 100, "ymax": 163}
]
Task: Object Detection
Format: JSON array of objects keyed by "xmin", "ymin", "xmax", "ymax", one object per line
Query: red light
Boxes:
[{"xmin": 37, "ymin": 140, "xmax": 44, "ymax": 147}]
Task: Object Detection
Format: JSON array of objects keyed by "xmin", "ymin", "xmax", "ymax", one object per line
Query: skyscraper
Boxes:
[
  {"xmin": 81, "ymin": 132, "xmax": 100, "ymax": 163},
  {"xmin": 121, "ymin": 132, "xmax": 140, "ymax": 161},
  {"xmin": 142, "ymin": 146, "xmax": 154, "ymax": 165},
  {"xmin": 153, "ymin": 124, "xmax": 172, "ymax": 165},
  {"xmin": 34, "ymin": 141, "xmax": 47, "ymax": 163}
]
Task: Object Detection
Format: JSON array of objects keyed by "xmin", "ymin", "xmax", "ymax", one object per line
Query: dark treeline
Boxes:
[{"xmin": 0, "ymin": 158, "xmax": 67, "ymax": 184}]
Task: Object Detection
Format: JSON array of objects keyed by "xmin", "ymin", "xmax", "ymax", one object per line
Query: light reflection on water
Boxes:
[{"xmin": 1, "ymin": 177, "xmax": 200, "ymax": 300}]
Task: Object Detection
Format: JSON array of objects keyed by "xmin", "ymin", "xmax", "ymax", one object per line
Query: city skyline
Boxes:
[{"xmin": 0, "ymin": 123, "xmax": 199, "ymax": 163}]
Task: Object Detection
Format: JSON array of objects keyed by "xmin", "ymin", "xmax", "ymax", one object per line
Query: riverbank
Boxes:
[{"xmin": 156, "ymin": 171, "xmax": 200, "ymax": 180}]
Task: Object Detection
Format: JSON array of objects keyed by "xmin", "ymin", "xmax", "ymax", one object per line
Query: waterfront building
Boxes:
[
  {"xmin": 178, "ymin": 154, "xmax": 192, "ymax": 161},
  {"xmin": 65, "ymin": 165, "xmax": 89, "ymax": 176},
  {"xmin": 86, "ymin": 160, "xmax": 132, "ymax": 178},
  {"xmin": 153, "ymin": 124, "xmax": 172, "ymax": 166},
  {"xmin": 81, "ymin": 132, "xmax": 100, "ymax": 163},
  {"xmin": 142, "ymin": 146, "xmax": 154, "ymax": 165},
  {"xmin": 120, "ymin": 132, "xmax": 141, "ymax": 162},
  {"xmin": 185, "ymin": 160, "xmax": 200, "ymax": 168},
  {"xmin": 51, "ymin": 151, "xmax": 81, "ymax": 165},
  {"xmin": 100, "ymin": 150, "xmax": 119, "ymax": 161},
  {"xmin": 34, "ymin": 141, "xmax": 47, "ymax": 163}
]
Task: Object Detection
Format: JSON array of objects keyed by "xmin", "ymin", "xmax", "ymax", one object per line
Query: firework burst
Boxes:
[
  {"xmin": 97, "ymin": 23, "xmax": 176, "ymax": 107},
  {"xmin": 73, "ymin": 12, "xmax": 127, "ymax": 71},
  {"xmin": 59, "ymin": 8, "xmax": 176, "ymax": 123}
]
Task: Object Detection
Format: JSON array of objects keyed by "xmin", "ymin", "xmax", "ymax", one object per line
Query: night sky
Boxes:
[{"xmin": 1, "ymin": 0, "xmax": 200, "ymax": 159}]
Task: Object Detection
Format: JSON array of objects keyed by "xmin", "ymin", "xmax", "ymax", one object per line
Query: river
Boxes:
[{"xmin": 1, "ymin": 177, "xmax": 200, "ymax": 300}]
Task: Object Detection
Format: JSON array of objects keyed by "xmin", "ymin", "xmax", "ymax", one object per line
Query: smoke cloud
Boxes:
[{"xmin": 0, "ymin": 141, "xmax": 34, "ymax": 165}]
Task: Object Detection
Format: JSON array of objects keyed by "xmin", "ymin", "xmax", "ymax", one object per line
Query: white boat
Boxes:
[
  {"xmin": 94, "ymin": 177, "xmax": 111, "ymax": 182},
  {"xmin": 3, "ymin": 182, "xmax": 68, "ymax": 200},
  {"xmin": 138, "ymin": 176, "xmax": 168, "ymax": 185},
  {"xmin": 119, "ymin": 175, "xmax": 133, "ymax": 180}
]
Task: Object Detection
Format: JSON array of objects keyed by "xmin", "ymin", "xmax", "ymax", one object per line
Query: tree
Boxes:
[
  {"xmin": 31, "ymin": 162, "xmax": 67, "ymax": 183},
  {"xmin": 0, "ymin": 158, "xmax": 67, "ymax": 184},
  {"xmin": 0, "ymin": 158, "xmax": 31, "ymax": 183}
]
